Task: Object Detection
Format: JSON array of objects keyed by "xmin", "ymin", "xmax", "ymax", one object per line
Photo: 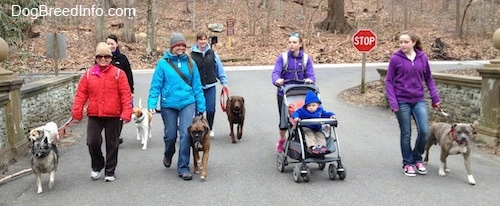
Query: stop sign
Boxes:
[{"xmin": 353, "ymin": 29, "xmax": 377, "ymax": 52}]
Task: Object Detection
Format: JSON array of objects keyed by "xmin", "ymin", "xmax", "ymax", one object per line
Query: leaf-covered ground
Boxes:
[{"xmin": 3, "ymin": 0, "xmax": 500, "ymax": 73}]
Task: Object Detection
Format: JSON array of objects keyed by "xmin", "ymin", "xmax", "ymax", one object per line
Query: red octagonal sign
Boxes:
[{"xmin": 353, "ymin": 29, "xmax": 377, "ymax": 52}]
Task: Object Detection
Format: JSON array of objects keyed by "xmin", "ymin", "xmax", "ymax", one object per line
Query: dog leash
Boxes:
[
  {"xmin": 220, "ymin": 87, "xmax": 229, "ymax": 112},
  {"xmin": 57, "ymin": 116, "xmax": 74, "ymax": 138}
]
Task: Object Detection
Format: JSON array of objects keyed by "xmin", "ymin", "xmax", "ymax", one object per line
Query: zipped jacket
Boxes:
[
  {"xmin": 385, "ymin": 49, "xmax": 441, "ymax": 110},
  {"xmin": 147, "ymin": 50, "xmax": 206, "ymax": 113},
  {"xmin": 72, "ymin": 64, "xmax": 133, "ymax": 121}
]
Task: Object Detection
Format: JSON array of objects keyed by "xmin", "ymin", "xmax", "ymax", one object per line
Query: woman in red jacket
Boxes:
[{"xmin": 71, "ymin": 42, "xmax": 133, "ymax": 182}]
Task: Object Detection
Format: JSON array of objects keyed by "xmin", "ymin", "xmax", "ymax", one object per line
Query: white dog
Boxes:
[
  {"xmin": 29, "ymin": 122, "xmax": 59, "ymax": 144},
  {"xmin": 131, "ymin": 99, "xmax": 152, "ymax": 150}
]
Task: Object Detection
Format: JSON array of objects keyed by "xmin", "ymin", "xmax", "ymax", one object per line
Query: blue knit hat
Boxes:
[{"xmin": 304, "ymin": 90, "xmax": 321, "ymax": 106}]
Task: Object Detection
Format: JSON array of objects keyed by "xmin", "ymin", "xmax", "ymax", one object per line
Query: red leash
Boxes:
[
  {"xmin": 58, "ymin": 117, "xmax": 74, "ymax": 138},
  {"xmin": 220, "ymin": 87, "xmax": 229, "ymax": 112}
]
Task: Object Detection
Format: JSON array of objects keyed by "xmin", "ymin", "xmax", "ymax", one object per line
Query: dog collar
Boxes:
[
  {"xmin": 447, "ymin": 128, "xmax": 462, "ymax": 143},
  {"xmin": 135, "ymin": 114, "xmax": 145, "ymax": 123}
]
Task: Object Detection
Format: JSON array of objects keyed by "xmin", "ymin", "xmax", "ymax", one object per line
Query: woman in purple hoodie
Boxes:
[
  {"xmin": 385, "ymin": 31, "xmax": 441, "ymax": 177},
  {"xmin": 271, "ymin": 32, "xmax": 316, "ymax": 153}
]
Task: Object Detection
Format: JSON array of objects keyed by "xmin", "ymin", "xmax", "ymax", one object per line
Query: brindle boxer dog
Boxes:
[
  {"xmin": 226, "ymin": 95, "xmax": 245, "ymax": 143},
  {"xmin": 424, "ymin": 121, "xmax": 479, "ymax": 185},
  {"xmin": 188, "ymin": 115, "xmax": 211, "ymax": 180}
]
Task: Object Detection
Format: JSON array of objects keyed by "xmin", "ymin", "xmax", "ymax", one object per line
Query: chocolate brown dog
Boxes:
[
  {"xmin": 188, "ymin": 115, "xmax": 211, "ymax": 180},
  {"xmin": 424, "ymin": 121, "xmax": 479, "ymax": 185},
  {"xmin": 226, "ymin": 95, "xmax": 245, "ymax": 143}
]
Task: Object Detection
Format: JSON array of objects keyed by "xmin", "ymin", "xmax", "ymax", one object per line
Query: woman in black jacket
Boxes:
[{"xmin": 107, "ymin": 34, "xmax": 134, "ymax": 144}]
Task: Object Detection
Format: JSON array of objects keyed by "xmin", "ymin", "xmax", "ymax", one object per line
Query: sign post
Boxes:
[
  {"xmin": 226, "ymin": 19, "xmax": 235, "ymax": 49},
  {"xmin": 352, "ymin": 29, "xmax": 377, "ymax": 94}
]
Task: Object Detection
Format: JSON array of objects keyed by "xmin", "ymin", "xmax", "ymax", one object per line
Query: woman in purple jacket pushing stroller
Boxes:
[{"xmin": 271, "ymin": 32, "xmax": 316, "ymax": 153}]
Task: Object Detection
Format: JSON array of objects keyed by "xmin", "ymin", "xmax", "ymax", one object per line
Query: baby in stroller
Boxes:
[
  {"xmin": 277, "ymin": 83, "xmax": 345, "ymax": 182},
  {"xmin": 291, "ymin": 90, "xmax": 336, "ymax": 155}
]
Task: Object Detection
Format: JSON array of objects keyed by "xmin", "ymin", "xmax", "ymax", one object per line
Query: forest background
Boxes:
[{"xmin": 1, "ymin": 0, "xmax": 500, "ymax": 73}]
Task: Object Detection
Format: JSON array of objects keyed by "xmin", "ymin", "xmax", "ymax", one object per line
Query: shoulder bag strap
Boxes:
[{"xmin": 166, "ymin": 59, "xmax": 190, "ymax": 85}]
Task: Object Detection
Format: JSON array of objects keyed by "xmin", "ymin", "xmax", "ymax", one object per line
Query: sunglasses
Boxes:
[
  {"xmin": 289, "ymin": 33, "xmax": 300, "ymax": 37},
  {"xmin": 96, "ymin": 55, "xmax": 112, "ymax": 59}
]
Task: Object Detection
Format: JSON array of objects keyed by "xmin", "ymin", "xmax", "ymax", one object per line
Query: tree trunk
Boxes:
[
  {"xmin": 455, "ymin": 0, "xmax": 461, "ymax": 36},
  {"xmin": 403, "ymin": 0, "xmax": 408, "ymax": 30},
  {"xmin": 459, "ymin": 0, "xmax": 473, "ymax": 39},
  {"xmin": 146, "ymin": 0, "xmax": 156, "ymax": 55},
  {"xmin": 122, "ymin": 0, "xmax": 136, "ymax": 43},
  {"xmin": 95, "ymin": 0, "xmax": 107, "ymax": 45},
  {"xmin": 318, "ymin": 0, "xmax": 351, "ymax": 33}
]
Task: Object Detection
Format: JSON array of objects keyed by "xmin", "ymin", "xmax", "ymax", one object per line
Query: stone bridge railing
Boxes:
[{"xmin": 0, "ymin": 73, "xmax": 80, "ymax": 165}]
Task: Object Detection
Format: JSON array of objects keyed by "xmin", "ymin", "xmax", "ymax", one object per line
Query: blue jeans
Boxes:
[
  {"xmin": 395, "ymin": 101, "xmax": 429, "ymax": 166},
  {"xmin": 160, "ymin": 103, "xmax": 195, "ymax": 175},
  {"xmin": 203, "ymin": 86, "xmax": 216, "ymax": 130}
]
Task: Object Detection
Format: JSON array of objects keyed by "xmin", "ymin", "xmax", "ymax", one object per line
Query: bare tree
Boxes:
[
  {"xmin": 185, "ymin": 0, "xmax": 191, "ymax": 13},
  {"xmin": 122, "ymin": 0, "xmax": 136, "ymax": 43},
  {"xmin": 459, "ymin": 0, "xmax": 473, "ymax": 39},
  {"xmin": 318, "ymin": 0, "xmax": 351, "ymax": 33},
  {"xmin": 403, "ymin": 0, "xmax": 408, "ymax": 30},
  {"xmin": 146, "ymin": 0, "xmax": 156, "ymax": 55},
  {"xmin": 95, "ymin": 0, "xmax": 107, "ymax": 44},
  {"xmin": 455, "ymin": 0, "xmax": 461, "ymax": 36}
]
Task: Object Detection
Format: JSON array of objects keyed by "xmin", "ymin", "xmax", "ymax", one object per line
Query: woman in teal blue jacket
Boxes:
[{"xmin": 148, "ymin": 32, "xmax": 206, "ymax": 180}]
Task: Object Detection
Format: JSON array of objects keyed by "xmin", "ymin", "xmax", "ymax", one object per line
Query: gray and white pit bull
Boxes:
[{"xmin": 423, "ymin": 121, "xmax": 479, "ymax": 185}]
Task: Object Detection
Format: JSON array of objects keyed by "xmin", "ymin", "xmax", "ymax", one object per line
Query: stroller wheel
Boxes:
[
  {"xmin": 338, "ymin": 167, "xmax": 347, "ymax": 180},
  {"xmin": 303, "ymin": 165, "xmax": 311, "ymax": 182},
  {"xmin": 293, "ymin": 165, "xmax": 301, "ymax": 183},
  {"xmin": 276, "ymin": 155, "xmax": 285, "ymax": 173},
  {"xmin": 318, "ymin": 162, "xmax": 326, "ymax": 170},
  {"xmin": 328, "ymin": 164, "xmax": 338, "ymax": 180}
]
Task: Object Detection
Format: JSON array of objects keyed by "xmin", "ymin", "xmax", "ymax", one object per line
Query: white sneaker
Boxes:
[
  {"xmin": 104, "ymin": 176, "xmax": 115, "ymax": 182},
  {"xmin": 210, "ymin": 130, "xmax": 215, "ymax": 138},
  {"xmin": 90, "ymin": 170, "xmax": 101, "ymax": 180}
]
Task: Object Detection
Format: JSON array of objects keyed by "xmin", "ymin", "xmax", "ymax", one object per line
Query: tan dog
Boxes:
[
  {"xmin": 424, "ymin": 121, "xmax": 479, "ymax": 185},
  {"xmin": 131, "ymin": 99, "xmax": 153, "ymax": 150},
  {"xmin": 225, "ymin": 95, "xmax": 245, "ymax": 143},
  {"xmin": 188, "ymin": 115, "xmax": 211, "ymax": 180},
  {"xmin": 28, "ymin": 122, "xmax": 59, "ymax": 194}
]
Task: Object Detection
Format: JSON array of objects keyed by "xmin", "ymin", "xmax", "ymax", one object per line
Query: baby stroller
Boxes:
[{"xmin": 276, "ymin": 82, "xmax": 346, "ymax": 183}]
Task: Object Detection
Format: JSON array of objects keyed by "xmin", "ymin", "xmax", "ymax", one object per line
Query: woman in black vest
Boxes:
[
  {"xmin": 107, "ymin": 34, "xmax": 134, "ymax": 144},
  {"xmin": 190, "ymin": 32, "xmax": 228, "ymax": 138}
]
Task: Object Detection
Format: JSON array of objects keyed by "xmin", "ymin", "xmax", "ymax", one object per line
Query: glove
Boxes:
[{"xmin": 195, "ymin": 112, "xmax": 203, "ymax": 117}]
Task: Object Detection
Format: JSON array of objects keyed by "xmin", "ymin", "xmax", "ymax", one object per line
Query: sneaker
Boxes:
[
  {"xmin": 276, "ymin": 138, "xmax": 285, "ymax": 153},
  {"xmin": 415, "ymin": 162, "xmax": 427, "ymax": 175},
  {"xmin": 311, "ymin": 146, "xmax": 320, "ymax": 155},
  {"xmin": 90, "ymin": 170, "xmax": 101, "ymax": 180},
  {"xmin": 210, "ymin": 130, "xmax": 214, "ymax": 138},
  {"xmin": 319, "ymin": 145, "xmax": 327, "ymax": 153},
  {"xmin": 403, "ymin": 165, "xmax": 416, "ymax": 177},
  {"xmin": 178, "ymin": 173, "xmax": 192, "ymax": 180},
  {"xmin": 163, "ymin": 156, "xmax": 171, "ymax": 168},
  {"xmin": 104, "ymin": 176, "xmax": 115, "ymax": 182}
]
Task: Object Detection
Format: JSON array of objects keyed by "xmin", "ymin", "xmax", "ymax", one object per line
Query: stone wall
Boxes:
[
  {"xmin": 0, "ymin": 95, "xmax": 8, "ymax": 149},
  {"xmin": 0, "ymin": 74, "xmax": 80, "ymax": 162},
  {"xmin": 376, "ymin": 69, "xmax": 482, "ymax": 124},
  {"xmin": 20, "ymin": 75, "xmax": 81, "ymax": 135}
]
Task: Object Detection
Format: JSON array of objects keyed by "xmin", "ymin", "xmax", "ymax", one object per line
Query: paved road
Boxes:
[{"xmin": 2, "ymin": 61, "xmax": 500, "ymax": 205}]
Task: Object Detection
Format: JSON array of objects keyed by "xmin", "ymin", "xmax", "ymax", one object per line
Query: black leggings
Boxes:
[{"xmin": 277, "ymin": 95, "xmax": 288, "ymax": 130}]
